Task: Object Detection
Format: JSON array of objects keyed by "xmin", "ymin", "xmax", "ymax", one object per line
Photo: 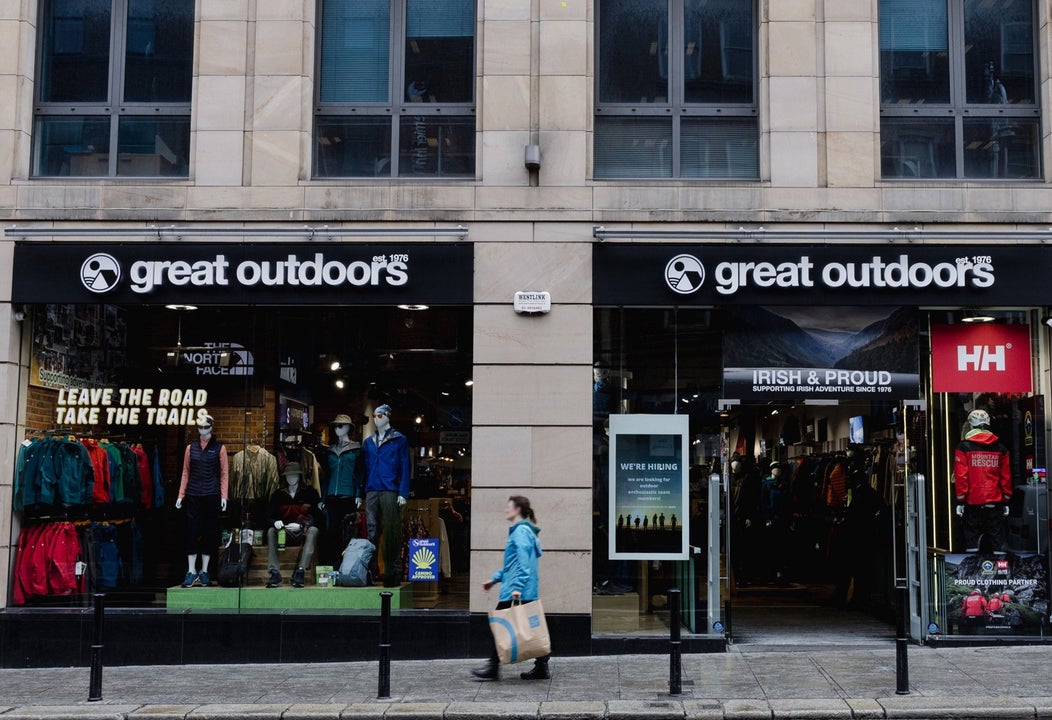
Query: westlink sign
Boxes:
[
  {"xmin": 595, "ymin": 243, "xmax": 1045, "ymax": 306},
  {"xmin": 12, "ymin": 242, "xmax": 473, "ymax": 305}
]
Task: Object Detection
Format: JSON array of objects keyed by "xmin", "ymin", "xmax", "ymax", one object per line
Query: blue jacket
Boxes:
[
  {"xmin": 363, "ymin": 429, "xmax": 412, "ymax": 497},
  {"xmin": 492, "ymin": 520, "xmax": 543, "ymax": 602}
]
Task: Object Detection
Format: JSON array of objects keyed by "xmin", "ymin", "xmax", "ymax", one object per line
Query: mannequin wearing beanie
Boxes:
[
  {"xmin": 954, "ymin": 409, "xmax": 1013, "ymax": 553},
  {"xmin": 176, "ymin": 415, "xmax": 229, "ymax": 588},
  {"xmin": 363, "ymin": 404, "xmax": 412, "ymax": 587}
]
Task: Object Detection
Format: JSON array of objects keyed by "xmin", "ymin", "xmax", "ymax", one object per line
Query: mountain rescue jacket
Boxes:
[
  {"xmin": 363, "ymin": 429, "xmax": 412, "ymax": 498},
  {"xmin": 491, "ymin": 519, "xmax": 543, "ymax": 602},
  {"xmin": 961, "ymin": 590, "xmax": 988, "ymax": 618},
  {"xmin": 954, "ymin": 430, "xmax": 1012, "ymax": 505}
]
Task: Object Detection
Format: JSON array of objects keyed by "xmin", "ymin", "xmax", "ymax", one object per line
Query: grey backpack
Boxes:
[{"xmin": 335, "ymin": 538, "xmax": 376, "ymax": 587}]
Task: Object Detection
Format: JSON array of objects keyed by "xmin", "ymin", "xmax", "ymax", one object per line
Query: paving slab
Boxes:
[
  {"xmin": 538, "ymin": 701, "xmax": 606, "ymax": 720},
  {"xmin": 769, "ymin": 700, "xmax": 852, "ymax": 720},
  {"xmin": 844, "ymin": 699, "xmax": 884, "ymax": 720},
  {"xmin": 0, "ymin": 706, "xmax": 143, "ymax": 720},
  {"xmin": 1022, "ymin": 699, "xmax": 1052, "ymax": 720},
  {"xmin": 682, "ymin": 700, "xmax": 723, "ymax": 720},
  {"xmin": 282, "ymin": 705, "xmax": 346, "ymax": 720},
  {"xmin": 877, "ymin": 696, "xmax": 1035, "ymax": 719},
  {"xmin": 383, "ymin": 703, "xmax": 449, "ymax": 720},
  {"xmin": 723, "ymin": 700, "xmax": 773, "ymax": 720},
  {"xmin": 444, "ymin": 701, "xmax": 539, "ymax": 719},
  {"xmin": 338, "ymin": 704, "xmax": 388, "ymax": 720},
  {"xmin": 128, "ymin": 706, "xmax": 199, "ymax": 720},
  {"xmin": 606, "ymin": 700, "xmax": 686, "ymax": 719},
  {"xmin": 188, "ymin": 705, "xmax": 291, "ymax": 720}
]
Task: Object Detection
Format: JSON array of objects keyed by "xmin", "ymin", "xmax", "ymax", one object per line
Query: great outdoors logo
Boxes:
[
  {"xmin": 77, "ymin": 252, "xmax": 410, "ymax": 294},
  {"xmin": 663, "ymin": 253, "xmax": 996, "ymax": 296},
  {"xmin": 81, "ymin": 253, "xmax": 122, "ymax": 293}
]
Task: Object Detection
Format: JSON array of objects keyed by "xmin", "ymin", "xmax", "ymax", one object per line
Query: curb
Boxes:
[{"xmin": 0, "ymin": 699, "xmax": 1051, "ymax": 720}]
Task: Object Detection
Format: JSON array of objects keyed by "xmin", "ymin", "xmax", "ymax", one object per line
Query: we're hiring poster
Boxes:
[
  {"xmin": 609, "ymin": 414, "xmax": 690, "ymax": 561},
  {"xmin": 722, "ymin": 306, "xmax": 920, "ymax": 402}
]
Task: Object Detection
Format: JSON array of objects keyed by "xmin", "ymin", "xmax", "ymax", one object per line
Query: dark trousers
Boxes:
[
  {"xmin": 185, "ymin": 494, "xmax": 220, "ymax": 556},
  {"xmin": 488, "ymin": 599, "xmax": 550, "ymax": 666},
  {"xmin": 962, "ymin": 504, "xmax": 1008, "ymax": 552},
  {"xmin": 366, "ymin": 491, "xmax": 402, "ymax": 580}
]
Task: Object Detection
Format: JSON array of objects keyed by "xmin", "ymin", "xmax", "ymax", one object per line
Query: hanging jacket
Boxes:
[
  {"xmin": 231, "ymin": 445, "xmax": 279, "ymax": 501},
  {"xmin": 82, "ymin": 440, "xmax": 111, "ymax": 504},
  {"xmin": 491, "ymin": 519, "xmax": 543, "ymax": 602},
  {"xmin": 132, "ymin": 445, "xmax": 152, "ymax": 508},
  {"xmin": 325, "ymin": 441, "xmax": 365, "ymax": 498},
  {"xmin": 101, "ymin": 443, "xmax": 124, "ymax": 503},
  {"xmin": 152, "ymin": 446, "xmax": 166, "ymax": 508},
  {"xmin": 954, "ymin": 430, "xmax": 1012, "ymax": 505},
  {"xmin": 363, "ymin": 429, "xmax": 412, "ymax": 497},
  {"xmin": 961, "ymin": 590, "xmax": 988, "ymax": 618}
]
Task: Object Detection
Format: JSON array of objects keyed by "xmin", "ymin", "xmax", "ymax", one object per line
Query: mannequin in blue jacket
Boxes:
[{"xmin": 363, "ymin": 404, "xmax": 412, "ymax": 587}]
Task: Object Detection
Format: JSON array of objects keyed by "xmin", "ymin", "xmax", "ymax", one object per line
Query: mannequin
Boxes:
[
  {"xmin": 325, "ymin": 413, "xmax": 365, "ymax": 560},
  {"xmin": 760, "ymin": 461, "xmax": 788, "ymax": 585},
  {"xmin": 730, "ymin": 455, "xmax": 760, "ymax": 587},
  {"xmin": 266, "ymin": 462, "xmax": 322, "ymax": 588},
  {"xmin": 176, "ymin": 414, "xmax": 228, "ymax": 588},
  {"xmin": 954, "ymin": 409, "xmax": 1013, "ymax": 553},
  {"xmin": 363, "ymin": 404, "xmax": 412, "ymax": 587}
]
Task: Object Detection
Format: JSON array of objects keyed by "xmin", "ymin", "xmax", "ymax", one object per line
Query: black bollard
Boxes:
[
  {"xmin": 669, "ymin": 588, "xmax": 682, "ymax": 696},
  {"xmin": 895, "ymin": 586, "xmax": 909, "ymax": 695},
  {"xmin": 88, "ymin": 593, "xmax": 105, "ymax": 702},
  {"xmin": 378, "ymin": 591, "xmax": 393, "ymax": 699}
]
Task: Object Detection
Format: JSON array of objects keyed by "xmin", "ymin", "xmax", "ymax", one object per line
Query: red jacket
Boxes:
[
  {"xmin": 986, "ymin": 595, "xmax": 1003, "ymax": 613},
  {"xmin": 962, "ymin": 590, "xmax": 987, "ymax": 618},
  {"xmin": 954, "ymin": 430, "xmax": 1012, "ymax": 505}
]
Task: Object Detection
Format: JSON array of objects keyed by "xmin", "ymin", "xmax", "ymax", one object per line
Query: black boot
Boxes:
[
  {"xmin": 291, "ymin": 568, "xmax": 306, "ymax": 588},
  {"xmin": 520, "ymin": 657, "xmax": 551, "ymax": 680},
  {"xmin": 266, "ymin": 570, "xmax": 282, "ymax": 588},
  {"xmin": 471, "ymin": 657, "xmax": 500, "ymax": 680}
]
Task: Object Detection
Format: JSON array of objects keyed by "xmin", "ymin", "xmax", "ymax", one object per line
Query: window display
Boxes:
[{"xmin": 9, "ymin": 304, "xmax": 473, "ymax": 611}]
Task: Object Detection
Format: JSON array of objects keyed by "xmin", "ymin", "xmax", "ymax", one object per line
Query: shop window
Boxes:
[
  {"xmin": 594, "ymin": 0, "xmax": 758, "ymax": 180},
  {"xmin": 879, "ymin": 0, "xmax": 1040, "ymax": 179},
  {"xmin": 10, "ymin": 305, "xmax": 473, "ymax": 611},
  {"xmin": 32, "ymin": 0, "xmax": 193, "ymax": 177},
  {"xmin": 314, "ymin": 0, "xmax": 476, "ymax": 178}
]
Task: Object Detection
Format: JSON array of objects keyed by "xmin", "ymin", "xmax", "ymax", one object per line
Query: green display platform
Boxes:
[{"xmin": 166, "ymin": 584, "xmax": 414, "ymax": 610}]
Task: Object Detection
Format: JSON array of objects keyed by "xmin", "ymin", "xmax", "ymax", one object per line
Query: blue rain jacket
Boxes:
[
  {"xmin": 492, "ymin": 520, "xmax": 543, "ymax": 602},
  {"xmin": 363, "ymin": 429, "xmax": 412, "ymax": 497}
]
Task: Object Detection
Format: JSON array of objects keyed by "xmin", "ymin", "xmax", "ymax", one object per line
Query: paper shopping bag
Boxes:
[{"xmin": 488, "ymin": 599, "xmax": 551, "ymax": 665}]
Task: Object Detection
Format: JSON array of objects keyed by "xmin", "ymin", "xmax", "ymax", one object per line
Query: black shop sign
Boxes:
[
  {"xmin": 594, "ymin": 243, "xmax": 1049, "ymax": 306},
  {"xmin": 12, "ymin": 242, "xmax": 473, "ymax": 305}
]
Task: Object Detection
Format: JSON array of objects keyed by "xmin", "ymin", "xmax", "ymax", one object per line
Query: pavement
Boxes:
[{"xmin": 0, "ymin": 646, "xmax": 1051, "ymax": 719}]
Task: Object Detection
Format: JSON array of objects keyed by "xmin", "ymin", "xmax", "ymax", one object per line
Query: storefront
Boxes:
[
  {"xmin": 592, "ymin": 236, "xmax": 1051, "ymax": 645},
  {"xmin": 2, "ymin": 232, "xmax": 487, "ymax": 663}
]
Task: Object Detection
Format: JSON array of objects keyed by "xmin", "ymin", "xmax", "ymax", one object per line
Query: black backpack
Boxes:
[{"xmin": 217, "ymin": 542, "xmax": 253, "ymax": 587}]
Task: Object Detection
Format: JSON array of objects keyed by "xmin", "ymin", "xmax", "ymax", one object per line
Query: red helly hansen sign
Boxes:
[{"xmin": 931, "ymin": 324, "xmax": 1032, "ymax": 393}]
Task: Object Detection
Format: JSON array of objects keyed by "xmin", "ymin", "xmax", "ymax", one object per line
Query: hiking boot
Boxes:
[
  {"xmin": 266, "ymin": 570, "xmax": 282, "ymax": 588},
  {"xmin": 520, "ymin": 659, "xmax": 551, "ymax": 681},
  {"xmin": 292, "ymin": 568, "xmax": 306, "ymax": 588},
  {"xmin": 181, "ymin": 571, "xmax": 198, "ymax": 588},
  {"xmin": 471, "ymin": 658, "xmax": 500, "ymax": 680}
]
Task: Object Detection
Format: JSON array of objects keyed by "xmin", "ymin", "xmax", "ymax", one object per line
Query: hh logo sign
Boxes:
[{"xmin": 931, "ymin": 324, "xmax": 1032, "ymax": 393}]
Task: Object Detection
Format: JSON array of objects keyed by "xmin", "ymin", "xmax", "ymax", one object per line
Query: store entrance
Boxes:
[{"xmin": 723, "ymin": 402, "xmax": 910, "ymax": 646}]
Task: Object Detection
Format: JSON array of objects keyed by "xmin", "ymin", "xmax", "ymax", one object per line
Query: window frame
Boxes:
[
  {"xmin": 593, "ymin": 0, "xmax": 760, "ymax": 181},
  {"xmin": 312, "ymin": 0, "xmax": 478, "ymax": 180},
  {"xmin": 878, "ymin": 0, "xmax": 1042, "ymax": 181},
  {"xmin": 32, "ymin": 0, "xmax": 193, "ymax": 179}
]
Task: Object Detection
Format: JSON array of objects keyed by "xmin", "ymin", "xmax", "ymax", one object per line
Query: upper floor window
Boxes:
[
  {"xmin": 314, "ymin": 0, "xmax": 476, "ymax": 178},
  {"xmin": 594, "ymin": 0, "xmax": 758, "ymax": 180},
  {"xmin": 33, "ymin": 0, "xmax": 193, "ymax": 178},
  {"xmin": 879, "ymin": 0, "xmax": 1040, "ymax": 180}
]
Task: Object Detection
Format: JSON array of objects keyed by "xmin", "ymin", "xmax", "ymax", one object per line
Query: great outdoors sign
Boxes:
[
  {"xmin": 12, "ymin": 242, "xmax": 473, "ymax": 305},
  {"xmin": 594, "ymin": 243, "xmax": 1046, "ymax": 305}
]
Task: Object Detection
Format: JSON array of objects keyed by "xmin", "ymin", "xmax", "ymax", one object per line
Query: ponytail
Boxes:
[{"xmin": 509, "ymin": 495, "xmax": 537, "ymax": 523}]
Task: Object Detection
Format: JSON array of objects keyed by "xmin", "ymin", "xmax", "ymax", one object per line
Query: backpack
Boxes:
[
  {"xmin": 335, "ymin": 539, "xmax": 376, "ymax": 587},
  {"xmin": 217, "ymin": 542, "xmax": 253, "ymax": 587}
]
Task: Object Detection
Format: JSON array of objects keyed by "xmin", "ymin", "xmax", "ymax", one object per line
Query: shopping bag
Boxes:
[{"xmin": 488, "ymin": 599, "xmax": 551, "ymax": 665}]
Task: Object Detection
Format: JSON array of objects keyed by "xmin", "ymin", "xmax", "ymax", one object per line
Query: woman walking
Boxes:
[{"xmin": 472, "ymin": 495, "xmax": 549, "ymax": 681}]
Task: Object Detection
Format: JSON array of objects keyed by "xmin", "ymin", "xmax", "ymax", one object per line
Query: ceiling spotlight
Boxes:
[
  {"xmin": 961, "ymin": 308, "xmax": 996, "ymax": 323},
  {"xmin": 335, "ymin": 379, "xmax": 345, "ymax": 389},
  {"xmin": 165, "ymin": 304, "xmax": 198, "ymax": 311},
  {"xmin": 464, "ymin": 379, "xmax": 474, "ymax": 387},
  {"xmin": 770, "ymin": 409, "xmax": 780, "ymax": 416},
  {"xmin": 330, "ymin": 360, "xmax": 342, "ymax": 371},
  {"xmin": 398, "ymin": 304, "xmax": 430, "ymax": 311},
  {"xmin": 415, "ymin": 415, "xmax": 424, "ymax": 425},
  {"xmin": 441, "ymin": 391, "xmax": 450, "ymax": 397}
]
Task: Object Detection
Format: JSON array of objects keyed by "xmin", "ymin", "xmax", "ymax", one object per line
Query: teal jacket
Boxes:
[{"xmin": 492, "ymin": 520, "xmax": 543, "ymax": 602}]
